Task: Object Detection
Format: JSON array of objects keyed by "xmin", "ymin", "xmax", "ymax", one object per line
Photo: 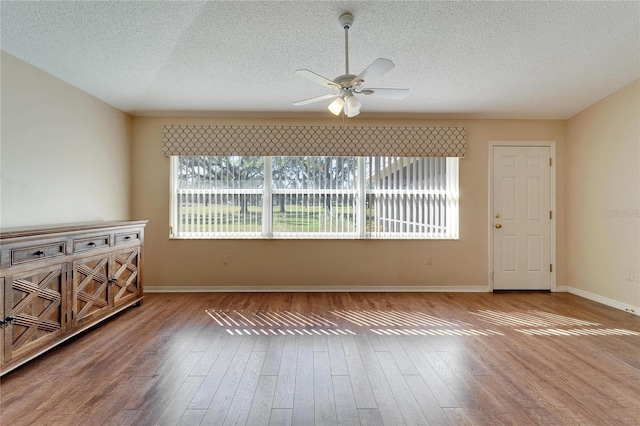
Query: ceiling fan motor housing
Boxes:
[{"xmin": 333, "ymin": 74, "xmax": 359, "ymax": 88}]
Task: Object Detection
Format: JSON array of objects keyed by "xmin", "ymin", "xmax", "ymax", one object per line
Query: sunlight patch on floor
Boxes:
[
  {"xmin": 330, "ymin": 309, "xmax": 460, "ymax": 327},
  {"xmin": 470, "ymin": 309, "xmax": 640, "ymax": 337},
  {"xmin": 205, "ymin": 308, "xmax": 639, "ymax": 338},
  {"xmin": 370, "ymin": 328, "xmax": 503, "ymax": 336},
  {"xmin": 516, "ymin": 328, "xmax": 640, "ymax": 336},
  {"xmin": 470, "ymin": 309, "xmax": 601, "ymax": 327},
  {"xmin": 206, "ymin": 308, "xmax": 489, "ymax": 336},
  {"xmin": 206, "ymin": 309, "xmax": 337, "ymax": 327},
  {"xmin": 225, "ymin": 328, "xmax": 356, "ymax": 336}
]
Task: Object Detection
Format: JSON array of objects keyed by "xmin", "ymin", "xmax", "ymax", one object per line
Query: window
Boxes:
[{"xmin": 170, "ymin": 156, "xmax": 458, "ymax": 239}]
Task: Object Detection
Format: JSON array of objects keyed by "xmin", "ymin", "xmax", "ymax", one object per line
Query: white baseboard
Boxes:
[
  {"xmin": 145, "ymin": 285, "xmax": 490, "ymax": 293},
  {"xmin": 567, "ymin": 286, "xmax": 640, "ymax": 316}
]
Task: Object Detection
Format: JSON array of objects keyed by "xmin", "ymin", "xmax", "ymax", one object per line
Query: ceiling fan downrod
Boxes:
[{"xmin": 340, "ymin": 13, "xmax": 354, "ymax": 75}]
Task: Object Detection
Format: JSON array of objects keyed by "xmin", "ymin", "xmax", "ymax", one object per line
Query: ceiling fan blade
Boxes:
[
  {"xmin": 293, "ymin": 93, "xmax": 339, "ymax": 106},
  {"xmin": 352, "ymin": 58, "xmax": 395, "ymax": 86},
  {"xmin": 359, "ymin": 88, "xmax": 409, "ymax": 100},
  {"xmin": 295, "ymin": 69, "xmax": 340, "ymax": 91}
]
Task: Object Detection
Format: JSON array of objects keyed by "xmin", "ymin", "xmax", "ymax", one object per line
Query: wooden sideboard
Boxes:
[{"xmin": 0, "ymin": 220, "xmax": 147, "ymax": 376}]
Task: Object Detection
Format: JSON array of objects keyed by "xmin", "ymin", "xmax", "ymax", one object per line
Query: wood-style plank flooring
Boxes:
[{"xmin": 1, "ymin": 292, "xmax": 639, "ymax": 425}]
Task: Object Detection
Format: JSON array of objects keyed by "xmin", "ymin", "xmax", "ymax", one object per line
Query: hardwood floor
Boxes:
[{"xmin": 1, "ymin": 292, "xmax": 638, "ymax": 425}]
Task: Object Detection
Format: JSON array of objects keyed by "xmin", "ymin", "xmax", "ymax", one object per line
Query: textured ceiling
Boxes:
[{"xmin": 1, "ymin": 1, "xmax": 639, "ymax": 119}]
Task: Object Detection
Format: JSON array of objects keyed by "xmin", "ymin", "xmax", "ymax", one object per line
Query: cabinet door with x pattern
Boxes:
[
  {"xmin": 4, "ymin": 264, "xmax": 66, "ymax": 362},
  {"xmin": 111, "ymin": 247, "xmax": 141, "ymax": 309},
  {"xmin": 72, "ymin": 253, "xmax": 110, "ymax": 327},
  {"xmin": 0, "ymin": 278, "xmax": 4, "ymax": 364}
]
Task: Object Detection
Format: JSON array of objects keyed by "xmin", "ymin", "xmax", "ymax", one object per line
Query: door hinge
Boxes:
[
  {"xmin": 169, "ymin": 226, "xmax": 173, "ymax": 236},
  {"xmin": 550, "ymin": 264, "xmax": 553, "ymax": 272},
  {"xmin": 549, "ymin": 158, "xmax": 552, "ymax": 166},
  {"xmin": 550, "ymin": 211, "xmax": 553, "ymax": 219}
]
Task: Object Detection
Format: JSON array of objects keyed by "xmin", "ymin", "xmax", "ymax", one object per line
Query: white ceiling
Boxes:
[{"xmin": 2, "ymin": 1, "xmax": 638, "ymax": 119}]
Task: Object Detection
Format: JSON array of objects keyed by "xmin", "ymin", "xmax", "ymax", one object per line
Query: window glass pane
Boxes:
[
  {"xmin": 365, "ymin": 157, "xmax": 456, "ymax": 238},
  {"xmin": 175, "ymin": 156, "xmax": 263, "ymax": 236},
  {"xmin": 272, "ymin": 157, "xmax": 358, "ymax": 237}
]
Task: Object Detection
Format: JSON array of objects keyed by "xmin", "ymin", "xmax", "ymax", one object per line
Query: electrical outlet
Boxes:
[
  {"xmin": 636, "ymin": 271, "xmax": 640, "ymax": 283},
  {"xmin": 222, "ymin": 255, "xmax": 229, "ymax": 265},
  {"xmin": 626, "ymin": 270, "xmax": 635, "ymax": 281},
  {"xmin": 426, "ymin": 255, "xmax": 431, "ymax": 265}
]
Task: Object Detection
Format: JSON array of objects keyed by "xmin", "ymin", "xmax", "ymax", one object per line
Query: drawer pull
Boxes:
[
  {"xmin": 124, "ymin": 236, "xmax": 131, "ymax": 241},
  {"xmin": 88, "ymin": 242, "xmax": 96, "ymax": 247},
  {"xmin": 108, "ymin": 278, "xmax": 118, "ymax": 285},
  {"xmin": 34, "ymin": 250, "xmax": 46, "ymax": 258}
]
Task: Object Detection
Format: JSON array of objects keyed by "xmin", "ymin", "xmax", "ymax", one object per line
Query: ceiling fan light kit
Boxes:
[
  {"xmin": 328, "ymin": 97, "xmax": 344, "ymax": 115},
  {"xmin": 294, "ymin": 12, "xmax": 408, "ymax": 117}
]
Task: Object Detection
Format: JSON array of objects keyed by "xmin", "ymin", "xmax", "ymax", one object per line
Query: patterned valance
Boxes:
[{"xmin": 162, "ymin": 125, "xmax": 466, "ymax": 157}]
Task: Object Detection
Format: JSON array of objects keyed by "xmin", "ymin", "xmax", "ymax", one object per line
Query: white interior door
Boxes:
[{"xmin": 492, "ymin": 146, "xmax": 551, "ymax": 290}]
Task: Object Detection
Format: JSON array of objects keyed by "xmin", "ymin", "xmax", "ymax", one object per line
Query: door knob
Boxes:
[{"xmin": 495, "ymin": 224, "xmax": 502, "ymax": 229}]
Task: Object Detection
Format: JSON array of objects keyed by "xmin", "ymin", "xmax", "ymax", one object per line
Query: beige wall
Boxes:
[
  {"xmin": 566, "ymin": 79, "xmax": 640, "ymax": 308},
  {"xmin": 3, "ymin": 49, "xmax": 637, "ymax": 303},
  {"xmin": 1, "ymin": 50, "xmax": 578, "ymax": 293},
  {"xmin": 0, "ymin": 52, "xmax": 131, "ymax": 228},
  {"xmin": 131, "ymin": 116, "xmax": 566, "ymax": 289}
]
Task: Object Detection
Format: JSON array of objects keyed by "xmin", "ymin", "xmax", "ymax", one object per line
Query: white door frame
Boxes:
[{"xmin": 488, "ymin": 141, "xmax": 557, "ymax": 292}]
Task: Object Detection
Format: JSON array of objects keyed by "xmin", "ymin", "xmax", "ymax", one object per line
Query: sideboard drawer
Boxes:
[
  {"xmin": 73, "ymin": 235, "xmax": 110, "ymax": 253},
  {"xmin": 114, "ymin": 231, "xmax": 140, "ymax": 245},
  {"xmin": 11, "ymin": 242, "xmax": 66, "ymax": 265}
]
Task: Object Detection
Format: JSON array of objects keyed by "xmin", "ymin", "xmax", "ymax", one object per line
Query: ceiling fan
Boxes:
[{"xmin": 293, "ymin": 12, "xmax": 409, "ymax": 117}]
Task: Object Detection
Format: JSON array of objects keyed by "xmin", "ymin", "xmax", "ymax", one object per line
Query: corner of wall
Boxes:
[{"xmin": 565, "ymin": 79, "xmax": 640, "ymax": 308}]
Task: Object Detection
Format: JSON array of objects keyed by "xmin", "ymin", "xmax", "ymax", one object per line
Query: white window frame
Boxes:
[{"xmin": 170, "ymin": 156, "xmax": 459, "ymax": 240}]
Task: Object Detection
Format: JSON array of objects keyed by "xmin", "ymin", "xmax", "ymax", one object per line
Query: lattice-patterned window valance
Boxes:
[{"xmin": 162, "ymin": 125, "xmax": 466, "ymax": 157}]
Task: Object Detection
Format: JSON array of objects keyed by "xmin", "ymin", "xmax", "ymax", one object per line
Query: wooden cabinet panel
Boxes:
[
  {"xmin": 0, "ymin": 220, "xmax": 147, "ymax": 375},
  {"xmin": 112, "ymin": 248, "xmax": 141, "ymax": 308},
  {"xmin": 0, "ymin": 278, "xmax": 4, "ymax": 364},
  {"xmin": 73, "ymin": 254, "xmax": 110, "ymax": 326},
  {"xmin": 4, "ymin": 264, "xmax": 66, "ymax": 362}
]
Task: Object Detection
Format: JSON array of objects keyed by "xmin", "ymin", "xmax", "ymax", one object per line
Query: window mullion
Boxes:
[
  {"xmin": 263, "ymin": 156, "xmax": 273, "ymax": 238},
  {"xmin": 169, "ymin": 157, "xmax": 177, "ymax": 237},
  {"xmin": 357, "ymin": 157, "xmax": 366, "ymax": 238}
]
